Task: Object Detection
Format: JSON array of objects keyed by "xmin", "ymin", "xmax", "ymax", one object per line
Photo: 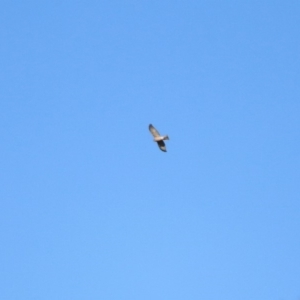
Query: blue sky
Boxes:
[{"xmin": 1, "ymin": 1, "xmax": 299, "ymax": 299}]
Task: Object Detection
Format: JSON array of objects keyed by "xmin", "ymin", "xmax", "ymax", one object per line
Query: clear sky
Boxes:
[{"xmin": 1, "ymin": 1, "xmax": 299, "ymax": 299}]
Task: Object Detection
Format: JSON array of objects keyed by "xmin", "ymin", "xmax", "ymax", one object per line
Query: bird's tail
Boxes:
[{"xmin": 163, "ymin": 135, "xmax": 169, "ymax": 140}]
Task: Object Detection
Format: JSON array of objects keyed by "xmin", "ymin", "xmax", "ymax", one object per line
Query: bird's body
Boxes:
[
  {"xmin": 153, "ymin": 136, "xmax": 168, "ymax": 142},
  {"xmin": 149, "ymin": 124, "xmax": 169, "ymax": 152}
]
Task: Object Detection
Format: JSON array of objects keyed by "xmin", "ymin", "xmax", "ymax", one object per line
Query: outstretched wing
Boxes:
[
  {"xmin": 157, "ymin": 140, "xmax": 167, "ymax": 152},
  {"xmin": 149, "ymin": 124, "xmax": 160, "ymax": 137}
]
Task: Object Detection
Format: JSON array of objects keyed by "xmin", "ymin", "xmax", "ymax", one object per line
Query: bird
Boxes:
[{"xmin": 149, "ymin": 124, "xmax": 169, "ymax": 152}]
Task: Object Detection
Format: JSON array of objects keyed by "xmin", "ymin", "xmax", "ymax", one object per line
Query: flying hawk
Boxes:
[{"xmin": 149, "ymin": 124, "xmax": 169, "ymax": 152}]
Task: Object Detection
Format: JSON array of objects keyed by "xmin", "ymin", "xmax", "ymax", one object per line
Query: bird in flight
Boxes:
[{"xmin": 149, "ymin": 124, "xmax": 169, "ymax": 152}]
